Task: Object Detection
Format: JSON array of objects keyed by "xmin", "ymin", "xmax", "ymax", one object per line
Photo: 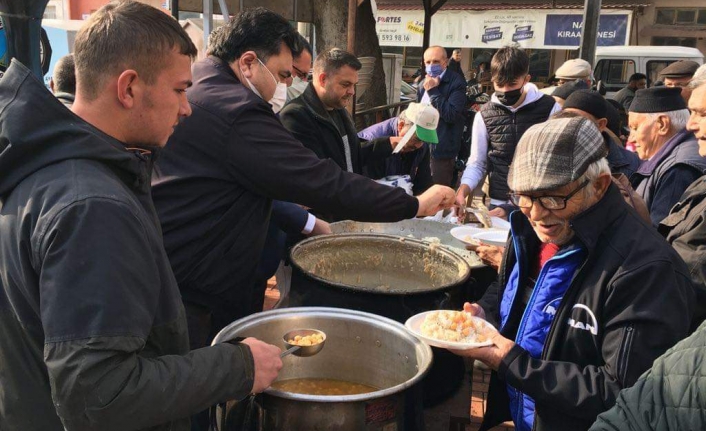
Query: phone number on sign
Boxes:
[{"xmin": 379, "ymin": 34, "xmax": 411, "ymax": 42}]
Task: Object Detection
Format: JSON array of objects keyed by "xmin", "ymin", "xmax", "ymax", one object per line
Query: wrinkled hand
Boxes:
[
  {"xmin": 463, "ymin": 302, "xmax": 486, "ymax": 320},
  {"xmin": 466, "ymin": 244, "xmax": 504, "ymax": 270},
  {"xmin": 423, "ymin": 76, "xmax": 440, "ymax": 91},
  {"xmin": 454, "ymin": 185, "xmax": 471, "ymax": 217},
  {"xmin": 488, "ymin": 207, "xmax": 507, "ymax": 220},
  {"xmin": 308, "ymin": 218, "xmax": 331, "ymax": 236},
  {"xmin": 449, "ymin": 330, "xmax": 515, "ymax": 371},
  {"xmin": 416, "ymin": 185, "xmax": 456, "ymax": 217},
  {"xmin": 241, "ymin": 338, "xmax": 283, "ymax": 393}
]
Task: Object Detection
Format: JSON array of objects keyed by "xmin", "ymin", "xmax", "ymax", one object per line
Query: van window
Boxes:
[
  {"xmin": 595, "ymin": 59, "xmax": 635, "ymax": 92},
  {"xmin": 647, "ymin": 60, "xmax": 677, "ymax": 84}
]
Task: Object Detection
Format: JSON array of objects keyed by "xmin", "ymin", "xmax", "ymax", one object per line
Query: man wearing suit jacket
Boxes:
[{"xmin": 417, "ymin": 45, "xmax": 467, "ymax": 187}]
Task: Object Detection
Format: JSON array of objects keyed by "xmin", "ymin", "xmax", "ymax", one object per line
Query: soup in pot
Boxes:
[{"xmin": 270, "ymin": 378, "xmax": 378, "ymax": 396}]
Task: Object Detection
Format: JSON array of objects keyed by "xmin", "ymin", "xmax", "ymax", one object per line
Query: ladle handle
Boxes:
[{"xmin": 280, "ymin": 345, "xmax": 301, "ymax": 358}]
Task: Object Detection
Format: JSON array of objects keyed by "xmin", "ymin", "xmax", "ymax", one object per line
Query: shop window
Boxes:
[
  {"xmin": 652, "ymin": 36, "xmax": 697, "ymax": 48},
  {"xmin": 404, "ymin": 47, "xmax": 423, "ymax": 68},
  {"xmin": 655, "ymin": 8, "xmax": 706, "ymax": 25},
  {"xmin": 43, "ymin": 5, "xmax": 57, "ymax": 19},
  {"xmin": 527, "ymin": 49, "xmax": 551, "ymax": 83}
]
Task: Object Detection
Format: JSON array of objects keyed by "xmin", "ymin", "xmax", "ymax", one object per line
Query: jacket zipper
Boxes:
[
  {"xmin": 616, "ymin": 324, "xmax": 635, "ymax": 383},
  {"xmin": 530, "ymin": 254, "xmax": 590, "ymax": 430},
  {"xmin": 512, "ymin": 247, "xmax": 582, "ymax": 431}
]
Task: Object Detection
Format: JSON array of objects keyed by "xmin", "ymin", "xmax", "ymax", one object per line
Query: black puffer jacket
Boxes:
[
  {"xmin": 0, "ymin": 60, "xmax": 254, "ymax": 431},
  {"xmin": 477, "ymin": 184, "xmax": 694, "ymax": 431}
]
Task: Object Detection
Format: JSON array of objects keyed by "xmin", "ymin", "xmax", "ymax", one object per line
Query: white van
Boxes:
[{"xmin": 594, "ymin": 46, "xmax": 704, "ymax": 98}]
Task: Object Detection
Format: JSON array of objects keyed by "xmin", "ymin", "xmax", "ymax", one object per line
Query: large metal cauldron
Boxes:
[
  {"xmin": 212, "ymin": 307, "xmax": 433, "ymax": 431},
  {"xmin": 287, "ymin": 233, "xmax": 471, "ymax": 405}
]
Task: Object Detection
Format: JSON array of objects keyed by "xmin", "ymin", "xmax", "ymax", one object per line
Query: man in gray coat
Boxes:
[{"xmin": 0, "ymin": 2, "xmax": 281, "ymax": 430}]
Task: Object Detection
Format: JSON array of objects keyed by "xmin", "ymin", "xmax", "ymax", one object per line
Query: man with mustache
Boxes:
[{"xmin": 453, "ymin": 117, "xmax": 694, "ymax": 431}]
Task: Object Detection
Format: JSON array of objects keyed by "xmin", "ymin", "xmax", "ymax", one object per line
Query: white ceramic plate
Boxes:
[
  {"xmin": 405, "ymin": 310, "xmax": 495, "ymax": 350},
  {"xmin": 472, "ymin": 230, "xmax": 510, "ymax": 247},
  {"xmin": 449, "ymin": 226, "xmax": 487, "ymax": 246}
]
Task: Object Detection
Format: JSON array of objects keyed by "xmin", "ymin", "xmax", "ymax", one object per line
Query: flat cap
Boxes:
[
  {"xmin": 629, "ymin": 87, "xmax": 687, "ymax": 113},
  {"xmin": 552, "ymin": 79, "xmax": 589, "ymax": 100},
  {"xmin": 660, "ymin": 60, "xmax": 700, "ymax": 78},
  {"xmin": 555, "ymin": 59, "xmax": 592, "ymax": 80},
  {"xmin": 508, "ymin": 117, "xmax": 607, "ymax": 193}
]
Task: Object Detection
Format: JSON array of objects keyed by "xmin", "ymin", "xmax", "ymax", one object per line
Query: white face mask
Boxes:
[{"xmin": 245, "ymin": 58, "xmax": 287, "ymax": 114}]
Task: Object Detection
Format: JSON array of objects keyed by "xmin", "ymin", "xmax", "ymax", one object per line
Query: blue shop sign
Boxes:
[{"xmin": 544, "ymin": 14, "xmax": 629, "ymax": 47}]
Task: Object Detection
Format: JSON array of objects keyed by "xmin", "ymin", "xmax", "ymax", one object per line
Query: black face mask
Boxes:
[{"xmin": 495, "ymin": 87, "xmax": 523, "ymax": 106}]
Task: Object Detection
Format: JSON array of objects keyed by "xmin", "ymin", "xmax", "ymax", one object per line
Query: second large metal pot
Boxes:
[{"xmin": 212, "ymin": 307, "xmax": 433, "ymax": 431}]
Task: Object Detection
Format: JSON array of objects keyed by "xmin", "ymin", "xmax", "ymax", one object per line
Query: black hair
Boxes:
[
  {"xmin": 491, "ymin": 46, "xmax": 529, "ymax": 86},
  {"xmin": 208, "ymin": 7, "xmax": 300, "ymax": 63},
  {"xmin": 629, "ymin": 73, "xmax": 647, "ymax": 82},
  {"xmin": 52, "ymin": 54, "xmax": 76, "ymax": 95},
  {"xmin": 313, "ymin": 48, "xmax": 362, "ymax": 76}
]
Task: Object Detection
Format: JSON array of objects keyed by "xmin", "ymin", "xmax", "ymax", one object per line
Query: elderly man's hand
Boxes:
[
  {"xmin": 241, "ymin": 338, "xmax": 283, "ymax": 393},
  {"xmin": 449, "ymin": 331, "xmax": 515, "ymax": 371},
  {"xmin": 467, "ymin": 244, "xmax": 504, "ymax": 270},
  {"xmin": 488, "ymin": 207, "xmax": 507, "ymax": 220},
  {"xmin": 416, "ymin": 185, "xmax": 456, "ymax": 217},
  {"xmin": 423, "ymin": 76, "xmax": 440, "ymax": 91}
]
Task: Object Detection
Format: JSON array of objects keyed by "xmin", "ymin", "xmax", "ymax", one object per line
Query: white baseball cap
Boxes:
[{"xmin": 405, "ymin": 102, "xmax": 439, "ymax": 144}]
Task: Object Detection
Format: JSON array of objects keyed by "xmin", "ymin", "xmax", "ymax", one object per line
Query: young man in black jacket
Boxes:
[
  {"xmin": 455, "ymin": 117, "xmax": 694, "ymax": 431},
  {"xmin": 0, "ymin": 2, "xmax": 282, "ymax": 430}
]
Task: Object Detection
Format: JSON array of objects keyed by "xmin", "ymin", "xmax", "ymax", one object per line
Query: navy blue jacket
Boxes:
[
  {"xmin": 151, "ymin": 57, "xmax": 418, "ymax": 340},
  {"xmin": 416, "ymin": 70, "xmax": 467, "ymax": 159}
]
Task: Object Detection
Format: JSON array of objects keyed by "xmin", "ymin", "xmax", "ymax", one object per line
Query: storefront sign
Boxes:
[
  {"xmin": 376, "ymin": 9, "xmax": 631, "ymax": 49},
  {"xmin": 544, "ymin": 14, "xmax": 629, "ymax": 47}
]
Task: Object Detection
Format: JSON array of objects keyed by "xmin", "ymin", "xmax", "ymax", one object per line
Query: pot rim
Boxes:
[
  {"xmin": 289, "ymin": 233, "xmax": 471, "ymax": 295},
  {"xmin": 212, "ymin": 307, "xmax": 434, "ymax": 403}
]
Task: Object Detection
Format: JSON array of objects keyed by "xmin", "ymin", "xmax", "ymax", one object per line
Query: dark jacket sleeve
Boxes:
[
  {"xmin": 649, "ymin": 166, "xmax": 703, "ymax": 226},
  {"xmin": 412, "ymin": 146, "xmax": 433, "ymax": 195},
  {"xmin": 270, "ymin": 200, "xmax": 309, "ymax": 234},
  {"xmin": 426, "ymin": 76, "xmax": 466, "ymax": 124},
  {"xmin": 358, "ymin": 136, "xmax": 393, "ymax": 168},
  {"xmin": 39, "ymin": 198, "xmax": 254, "ymax": 431},
  {"xmin": 476, "ymin": 281, "xmax": 501, "ymax": 328},
  {"xmin": 498, "ymin": 259, "xmax": 694, "ymax": 422},
  {"xmin": 228, "ymin": 103, "xmax": 418, "ymax": 222}
]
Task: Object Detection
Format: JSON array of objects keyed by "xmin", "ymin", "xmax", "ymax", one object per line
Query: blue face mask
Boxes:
[{"xmin": 425, "ymin": 63, "xmax": 444, "ymax": 78}]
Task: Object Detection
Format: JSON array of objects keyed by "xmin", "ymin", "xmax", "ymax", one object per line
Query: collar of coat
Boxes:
[{"xmin": 509, "ymin": 183, "xmax": 627, "ymax": 255}]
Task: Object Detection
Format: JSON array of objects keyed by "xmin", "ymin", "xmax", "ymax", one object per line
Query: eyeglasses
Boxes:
[
  {"xmin": 510, "ymin": 180, "xmax": 590, "ymax": 210},
  {"xmin": 292, "ymin": 65, "xmax": 309, "ymax": 81}
]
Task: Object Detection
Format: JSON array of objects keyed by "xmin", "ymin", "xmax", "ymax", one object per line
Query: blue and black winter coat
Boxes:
[{"xmin": 476, "ymin": 184, "xmax": 695, "ymax": 431}]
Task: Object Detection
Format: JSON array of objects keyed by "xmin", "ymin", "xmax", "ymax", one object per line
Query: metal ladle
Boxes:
[{"xmin": 281, "ymin": 329, "xmax": 326, "ymax": 358}]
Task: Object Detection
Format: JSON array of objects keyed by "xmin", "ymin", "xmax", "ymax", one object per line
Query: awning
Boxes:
[{"xmin": 377, "ymin": 2, "xmax": 649, "ymax": 11}]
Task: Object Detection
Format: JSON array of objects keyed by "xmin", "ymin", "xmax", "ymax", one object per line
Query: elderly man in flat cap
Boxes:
[
  {"xmin": 628, "ymin": 87, "xmax": 706, "ymax": 226},
  {"xmin": 660, "ymin": 60, "xmax": 701, "ymax": 104},
  {"xmin": 452, "ymin": 116, "xmax": 694, "ymax": 431},
  {"xmin": 541, "ymin": 58, "xmax": 593, "ymax": 96}
]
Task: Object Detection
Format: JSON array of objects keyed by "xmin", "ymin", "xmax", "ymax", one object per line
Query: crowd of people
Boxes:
[{"xmin": 2, "ymin": 1, "xmax": 706, "ymax": 430}]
